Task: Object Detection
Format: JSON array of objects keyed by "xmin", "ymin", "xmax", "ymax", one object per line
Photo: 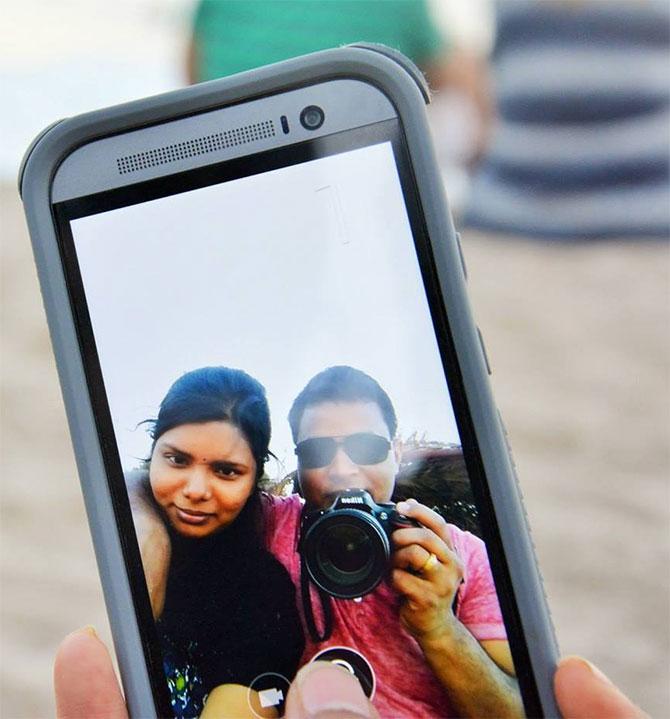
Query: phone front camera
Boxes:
[{"xmin": 299, "ymin": 105, "xmax": 325, "ymax": 130}]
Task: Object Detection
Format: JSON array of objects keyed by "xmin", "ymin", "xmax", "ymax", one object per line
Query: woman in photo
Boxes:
[{"xmin": 128, "ymin": 366, "xmax": 304, "ymax": 719}]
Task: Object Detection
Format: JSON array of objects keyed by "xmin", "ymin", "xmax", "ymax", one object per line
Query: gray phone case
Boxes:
[{"xmin": 19, "ymin": 44, "xmax": 560, "ymax": 717}]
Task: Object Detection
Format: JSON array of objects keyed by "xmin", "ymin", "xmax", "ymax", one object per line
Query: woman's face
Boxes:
[{"xmin": 149, "ymin": 421, "xmax": 257, "ymax": 538}]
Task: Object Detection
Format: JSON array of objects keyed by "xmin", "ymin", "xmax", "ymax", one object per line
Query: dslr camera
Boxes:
[{"xmin": 300, "ymin": 488, "xmax": 420, "ymax": 599}]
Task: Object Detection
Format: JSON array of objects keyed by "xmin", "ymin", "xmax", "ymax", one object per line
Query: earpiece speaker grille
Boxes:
[{"xmin": 116, "ymin": 120, "xmax": 276, "ymax": 174}]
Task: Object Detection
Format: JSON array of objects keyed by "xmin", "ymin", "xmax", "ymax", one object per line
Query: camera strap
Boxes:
[{"xmin": 300, "ymin": 550, "xmax": 334, "ymax": 643}]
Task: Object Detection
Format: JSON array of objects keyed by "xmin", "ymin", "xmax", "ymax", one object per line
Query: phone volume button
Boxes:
[
  {"xmin": 477, "ymin": 327, "xmax": 492, "ymax": 375},
  {"xmin": 455, "ymin": 232, "xmax": 468, "ymax": 280}
]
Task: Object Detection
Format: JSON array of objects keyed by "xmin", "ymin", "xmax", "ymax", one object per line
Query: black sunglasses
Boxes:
[{"xmin": 295, "ymin": 433, "xmax": 392, "ymax": 469}]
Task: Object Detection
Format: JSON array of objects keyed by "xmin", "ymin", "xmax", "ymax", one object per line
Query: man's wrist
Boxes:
[{"xmin": 413, "ymin": 613, "xmax": 464, "ymax": 650}]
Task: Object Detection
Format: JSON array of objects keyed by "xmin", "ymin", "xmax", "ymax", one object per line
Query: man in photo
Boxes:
[{"xmin": 264, "ymin": 365, "xmax": 524, "ymax": 718}]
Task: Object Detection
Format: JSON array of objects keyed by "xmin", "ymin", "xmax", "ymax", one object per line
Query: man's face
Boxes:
[{"xmin": 296, "ymin": 400, "xmax": 400, "ymax": 508}]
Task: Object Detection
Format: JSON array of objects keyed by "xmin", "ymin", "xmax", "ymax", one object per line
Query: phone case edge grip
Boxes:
[{"xmin": 19, "ymin": 44, "xmax": 560, "ymax": 717}]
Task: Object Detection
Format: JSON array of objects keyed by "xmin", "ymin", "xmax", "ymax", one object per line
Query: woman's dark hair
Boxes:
[{"xmin": 149, "ymin": 366, "xmax": 271, "ymax": 480}]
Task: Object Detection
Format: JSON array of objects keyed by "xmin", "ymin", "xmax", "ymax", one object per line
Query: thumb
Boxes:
[
  {"xmin": 285, "ymin": 661, "xmax": 379, "ymax": 719},
  {"xmin": 555, "ymin": 656, "xmax": 648, "ymax": 719},
  {"xmin": 54, "ymin": 627, "xmax": 128, "ymax": 719}
]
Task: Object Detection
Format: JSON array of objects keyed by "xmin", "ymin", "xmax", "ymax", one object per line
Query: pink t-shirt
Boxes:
[{"xmin": 263, "ymin": 494, "xmax": 507, "ymax": 719}]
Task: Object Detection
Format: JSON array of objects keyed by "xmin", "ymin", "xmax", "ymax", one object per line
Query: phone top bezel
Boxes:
[{"xmin": 52, "ymin": 79, "xmax": 396, "ymax": 201}]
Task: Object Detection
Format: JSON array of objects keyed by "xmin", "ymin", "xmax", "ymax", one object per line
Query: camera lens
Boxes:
[
  {"xmin": 322, "ymin": 524, "xmax": 372, "ymax": 574},
  {"xmin": 303, "ymin": 511, "xmax": 389, "ymax": 599},
  {"xmin": 299, "ymin": 105, "xmax": 325, "ymax": 130}
]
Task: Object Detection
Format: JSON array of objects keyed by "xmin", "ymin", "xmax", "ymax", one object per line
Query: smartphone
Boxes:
[{"xmin": 20, "ymin": 45, "xmax": 559, "ymax": 718}]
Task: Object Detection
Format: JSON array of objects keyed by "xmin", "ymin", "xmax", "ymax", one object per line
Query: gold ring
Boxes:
[{"xmin": 419, "ymin": 552, "xmax": 439, "ymax": 574}]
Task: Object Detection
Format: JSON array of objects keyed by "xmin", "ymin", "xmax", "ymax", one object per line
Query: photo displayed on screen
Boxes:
[{"xmin": 67, "ymin": 140, "xmax": 523, "ymax": 718}]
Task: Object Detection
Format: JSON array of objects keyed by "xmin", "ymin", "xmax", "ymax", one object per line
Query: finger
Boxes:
[
  {"xmin": 392, "ymin": 542, "xmax": 463, "ymax": 591},
  {"xmin": 396, "ymin": 500, "xmax": 453, "ymax": 549},
  {"xmin": 391, "ymin": 567, "xmax": 440, "ymax": 608},
  {"xmin": 554, "ymin": 656, "xmax": 648, "ymax": 719},
  {"xmin": 391, "ymin": 526, "xmax": 452, "ymax": 564},
  {"xmin": 54, "ymin": 627, "xmax": 128, "ymax": 719},
  {"xmin": 392, "ymin": 544, "xmax": 432, "ymax": 573},
  {"xmin": 201, "ymin": 684, "xmax": 278, "ymax": 718},
  {"xmin": 285, "ymin": 661, "xmax": 379, "ymax": 719}
]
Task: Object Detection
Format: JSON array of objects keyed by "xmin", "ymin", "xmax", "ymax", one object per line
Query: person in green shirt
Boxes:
[{"xmin": 186, "ymin": 0, "xmax": 446, "ymax": 84}]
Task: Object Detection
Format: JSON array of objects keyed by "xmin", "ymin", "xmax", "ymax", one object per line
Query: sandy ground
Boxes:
[{"xmin": 1, "ymin": 181, "xmax": 668, "ymax": 717}]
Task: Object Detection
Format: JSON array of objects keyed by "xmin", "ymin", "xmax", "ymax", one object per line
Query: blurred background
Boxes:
[{"xmin": 1, "ymin": 1, "xmax": 668, "ymax": 716}]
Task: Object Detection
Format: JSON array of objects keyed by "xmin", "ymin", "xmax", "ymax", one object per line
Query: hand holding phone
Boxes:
[{"xmin": 54, "ymin": 629, "xmax": 647, "ymax": 719}]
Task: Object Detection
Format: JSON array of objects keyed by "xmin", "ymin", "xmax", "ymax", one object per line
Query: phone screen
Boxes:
[{"xmin": 54, "ymin": 119, "xmax": 535, "ymax": 718}]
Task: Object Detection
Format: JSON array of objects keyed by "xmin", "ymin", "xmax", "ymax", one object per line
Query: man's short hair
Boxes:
[{"xmin": 288, "ymin": 366, "xmax": 398, "ymax": 442}]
